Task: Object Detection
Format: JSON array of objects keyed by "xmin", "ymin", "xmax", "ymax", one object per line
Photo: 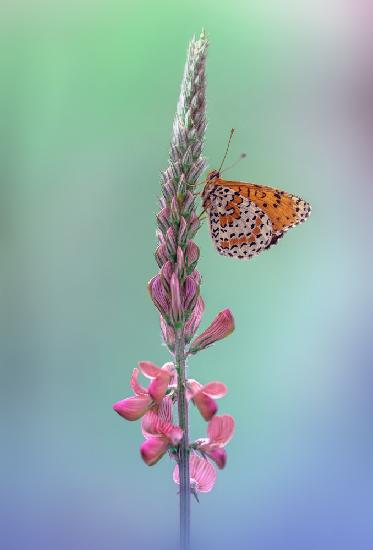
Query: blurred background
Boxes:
[{"xmin": 1, "ymin": 1, "xmax": 372, "ymax": 549}]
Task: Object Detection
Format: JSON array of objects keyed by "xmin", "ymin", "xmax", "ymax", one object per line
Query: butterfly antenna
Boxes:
[
  {"xmin": 218, "ymin": 128, "xmax": 235, "ymax": 173},
  {"xmin": 221, "ymin": 153, "xmax": 247, "ymax": 175}
]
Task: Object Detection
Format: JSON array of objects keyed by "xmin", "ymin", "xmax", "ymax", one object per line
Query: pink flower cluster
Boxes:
[{"xmin": 113, "ymin": 308, "xmax": 235, "ymax": 493}]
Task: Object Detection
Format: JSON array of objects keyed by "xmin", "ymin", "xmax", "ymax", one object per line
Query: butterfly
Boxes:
[{"xmin": 201, "ymin": 132, "xmax": 311, "ymax": 260}]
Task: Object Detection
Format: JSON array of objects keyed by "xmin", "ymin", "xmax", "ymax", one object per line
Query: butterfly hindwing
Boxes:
[{"xmin": 204, "ymin": 185, "xmax": 273, "ymax": 259}]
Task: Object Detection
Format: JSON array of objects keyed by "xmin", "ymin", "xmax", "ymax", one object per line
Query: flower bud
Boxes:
[
  {"xmin": 170, "ymin": 273, "xmax": 183, "ymax": 326},
  {"xmin": 187, "ymin": 158, "xmax": 205, "ymax": 183},
  {"xmin": 170, "ymin": 196, "xmax": 179, "ymax": 225},
  {"xmin": 155, "ymin": 244, "xmax": 168, "ymax": 268},
  {"xmin": 177, "ymin": 173, "xmax": 187, "ymax": 196},
  {"xmin": 163, "ymin": 180, "xmax": 176, "ymax": 202},
  {"xmin": 187, "ymin": 212, "xmax": 200, "ymax": 239},
  {"xmin": 183, "ymin": 275, "xmax": 199, "ymax": 314},
  {"xmin": 185, "ymin": 241, "xmax": 200, "ymax": 273},
  {"xmin": 148, "ymin": 275, "xmax": 170, "ymax": 320},
  {"xmin": 178, "ymin": 216, "xmax": 187, "ymax": 246},
  {"xmin": 182, "ymin": 191, "xmax": 195, "ymax": 217},
  {"xmin": 184, "ymin": 296, "xmax": 204, "ymax": 343},
  {"xmin": 165, "ymin": 227, "xmax": 177, "ymax": 257},
  {"xmin": 156, "ymin": 207, "xmax": 170, "ymax": 233},
  {"xmin": 176, "ymin": 247, "xmax": 185, "ymax": 280},
  {"xmin": 160, "ymin": 261, "xmax": 173, "ymax": 293}
]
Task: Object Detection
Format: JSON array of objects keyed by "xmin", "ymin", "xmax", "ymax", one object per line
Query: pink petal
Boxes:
[
  {"xmin": 148, "ymin": 369, "xmax": 172, "ymax": 403},
  {"xmin": 161, "ymin": 362, "xmax": 177, "ymax": 387},
  {"xmin": 182, "ymin": 191, "xmax": 194, "ymax": 215},
  {"xmin": 207, "ymin": 415, "xmax": 235, "ymax": 446},
  {"xmin": 189, "ymin": 309, "xmax": 235, "ymax": 354},
  {"xmin": 202, "ymin": 381, "xmax": 227, "ymax": 399},
  {"xmin": 165, "ymin": 227, "xmax": 177, "ymax": 256},
  {"xmin": 141, "ymin": 399, "xmax": 173, "ymax": 437},
  {"xmin": 155, "ymin": 244, "xmax": 168, "ymax": 268},
  {"xmin": 173, "ymin": 454, "xmax": 217, "ymax": 492},
  {"xmin": 160, "ymin": 422, "xmax": 183, "ymax": 445},
  {"xmin": 141, "ymin": 400, "xmax": 181, "ymax": 443},
  {"xmin": 187, "ymin": 212, "xmax": 200, "ymax": 239},
  {"xmin": 205, "ymin": 448, "xmax": 227, "ymax": 469},
  {"xmin": 193, "ymin": 391, "xmax": 218, "ymax": 421},
  {"xmin": 185, "ymin": 240, "xmax": 200, "ymax": 270},
  {"xmin": 113, "ymin": 395, "xmax": 152, "ymax": 421},
  {"xmin": 170, "ymin": 272, "xmax": 183, "ymax": 325},
  {"xmin": 141, "ymin": 410, "xmax": 160, "ymax": 438},
  {"xmin": 178, "ymin": 216, "xmax": 187, "ymax": 243},
  {"xmin": 140, "ymin": 436, "xmax": 169, "ymax": 466},
  {"xmin": 190, "ymin": 270, "xmax": 201, "ymax": 286},
  {"xmin": 156, "ymin": 207, "xmax": 170, "ymax": 233},
  {"xmin": 173, "ymin": 462, "xmax": 180, "ymax": 485},
  {"xmin": 190, "ymin": 455, "xmax": 217, "ymax": 492},
  {"xmin": 138, "ymin": 361, "xmax": 162, "ymax": 379},
  {"xmin": 157, "ymin": 395, "xmax": 173, "ymax": 424},
  {"xmin": 186, "ymin": 379, "xmax": 203, "ymax": 400},
  {"xmin": 130, "ymin": 368, "xmax": 147, "ymax": 396},
  {"xmin": 176, "ymin": 246, "xmax": 185, "ymax": 278},
  {"xmin": 183, "ymin": 275, "xmax": 198, "ymax": 312},
  {"xmin": 160, "ymin": 261, "xmax": 173, "ymax": 292},
  {"xmin": 184, "ymin": 296, "xmax": 205, "ymax": 343},
  {"xmin": 160, "ymin": 315, "xmax": 175, "ymax": 351}
]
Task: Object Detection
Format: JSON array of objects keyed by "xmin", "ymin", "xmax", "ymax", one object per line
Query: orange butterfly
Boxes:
[{"xmin": 202, "ymin": 131, "xmax": 311, "ymax": 260}]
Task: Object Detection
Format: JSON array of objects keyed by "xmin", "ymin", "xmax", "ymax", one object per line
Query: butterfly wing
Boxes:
[
  {"xmin": 204, "ymin": 184, "xmax": 273, "ymax": 259},
  {"xmin": 219, "ymin": 180, "xmax": 312, "ymax": 244}
]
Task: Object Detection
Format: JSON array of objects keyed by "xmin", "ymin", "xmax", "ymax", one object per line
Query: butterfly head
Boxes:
[{"xmin": 206, "ymin": 169, "xmax": 220, "ymax": 183}]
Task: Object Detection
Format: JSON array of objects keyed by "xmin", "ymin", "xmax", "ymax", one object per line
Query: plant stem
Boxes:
[{"xmin": 175, "ymin": 327, "xmax": 190, "ymax": 550}]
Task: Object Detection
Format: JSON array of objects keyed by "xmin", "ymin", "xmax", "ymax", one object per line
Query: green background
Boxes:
[{"xmin": 1, "ymin": 2, "xmax": 372, "ymax": 549}]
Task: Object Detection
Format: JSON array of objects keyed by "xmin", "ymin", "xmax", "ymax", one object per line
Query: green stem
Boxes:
[{"xmin": 175, "ymin": 327, "xmax": 190, "ymax": 550}]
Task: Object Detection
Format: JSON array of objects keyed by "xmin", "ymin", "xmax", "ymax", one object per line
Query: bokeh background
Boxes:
[{"xmin": 1, "ymin": 1, "xmax": 372, "ymax": 549}]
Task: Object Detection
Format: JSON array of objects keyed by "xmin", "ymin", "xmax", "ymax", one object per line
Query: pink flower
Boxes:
[
  {"xmin": 140, "ymin": 398, "xmax": 183, "ymax": 466},
  {"xmin": 195, "ymin": 415, "xmax": 235, "ymax": 469},
  {"xmin": 173, "ymin": 454, "xmax": 217, "ymax": 494},
  {"xmin": 113, "ymin": 362, "xmax": 173, "ymax": 421},
  {"xmin": 187, "ymin": 379, "xmax": 227, "ymax": 421},
  {"xmin": 189, "ymin": 309, "xmax": 235, "ymax": 354}
]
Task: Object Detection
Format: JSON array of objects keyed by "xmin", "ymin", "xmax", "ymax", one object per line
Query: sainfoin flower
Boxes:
[
  {"xmin": 187, "ymin": 379, "xmax": 227, "ymax": 421},
  {"xmin": 194, "ymin": 414, "xmax": 235, "ymax": 469},
  {"xmin": 173, "ymin": 454, "xmax": 217, "ymax": 494},
  {"xmin": 113, "ymin": 361, "xmax": 172, "ymax": 421},
  {"xmin": 141, "ymin": 398, "xmax": 183, "ymax": 466}
]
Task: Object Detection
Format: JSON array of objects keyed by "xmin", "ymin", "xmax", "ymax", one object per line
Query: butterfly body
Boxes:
[{"xmin": 202, "ymin": 170, "xmax": 311, "ymax": 260}]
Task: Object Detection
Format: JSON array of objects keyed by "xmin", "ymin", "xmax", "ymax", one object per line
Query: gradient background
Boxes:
[{"xmin": 1, "ymin": 2, "xmax": 372, "ymax": 549}]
